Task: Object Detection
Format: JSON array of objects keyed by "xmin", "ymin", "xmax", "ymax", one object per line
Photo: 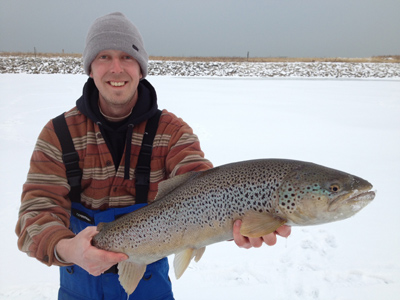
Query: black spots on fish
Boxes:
[
  {"xmin": 224, "ymin": 187, "xmax": 234, "ymax": 194},
  {"xmin": 278, "ymin": 180, "xmax": 300, "ymax": 214},
  {"xmin": 281, "ymin": 197, "xmax": 296, "ymax": 212}
]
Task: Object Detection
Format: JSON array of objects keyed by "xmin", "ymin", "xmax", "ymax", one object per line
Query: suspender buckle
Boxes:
[
  {"xmin": 66, "ymin": 169, "xmax": 82, "ymax": 188},
  {"xmin": 140, "ymin": 143, "xmax": 153, "ymax": 156},
  {"xmin": 62, "ymin": 151, "xmax": 80, "ymax": 165},
  {"xmin": 62, "ymin": 152, "xmax": 82, "ymax": 188},
  {"xmin": 135, "ymin": 166, "xmax": 151, "ymax": 186}
]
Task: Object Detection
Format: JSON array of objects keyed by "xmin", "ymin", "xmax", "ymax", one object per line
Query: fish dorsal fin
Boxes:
[
  {"xmin": 174, "ymin": 247, "xmax": 206, "ymax": 279},
  {"xmin": 117, "ymin": 261, "xmax": 146, "ymax": 296},
  {"xmin": 155, "ymin": 172, "xmax": 200, "ymax": 201},
  {"xmin": 240, "ymin": 211, "xmax": 287, "ymax": 238}
]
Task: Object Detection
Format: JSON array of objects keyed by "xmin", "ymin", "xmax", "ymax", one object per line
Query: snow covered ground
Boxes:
[{"xmin": 0, "ymin": 73, "xmax": 399, "ymax": 299}]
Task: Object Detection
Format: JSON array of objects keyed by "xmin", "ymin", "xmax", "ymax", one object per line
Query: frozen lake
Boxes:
[{"xmin": 0, "ymin": 74, "xmax": 399, "ymax": 299}]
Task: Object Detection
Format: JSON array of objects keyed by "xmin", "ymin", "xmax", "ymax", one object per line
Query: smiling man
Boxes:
[
  {"xmin": 16, "ymin": 12, "xmax": 290, "ymax": 300},
  {"xmin": 91, "ymin": 50, "xmax": 143, "ymax": 118}
]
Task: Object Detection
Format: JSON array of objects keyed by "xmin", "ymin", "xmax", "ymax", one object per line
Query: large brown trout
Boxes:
[{"xmin": 92, "ymin": 159, "xmax": 375, "ymax": 295}]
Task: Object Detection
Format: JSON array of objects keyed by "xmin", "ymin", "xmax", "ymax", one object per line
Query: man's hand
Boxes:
[
  {"xmin": 56, "ymin": 226, "xmax": 128, "ymax": 276},
  {"xmin": 232, "ymin": 220, "xmax": 291, "ymax": 249}
]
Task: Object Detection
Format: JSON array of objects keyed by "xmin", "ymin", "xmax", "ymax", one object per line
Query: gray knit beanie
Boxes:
[{"xmin": 83, "ymin": 12, "xmax": 148, "ymax": 78}]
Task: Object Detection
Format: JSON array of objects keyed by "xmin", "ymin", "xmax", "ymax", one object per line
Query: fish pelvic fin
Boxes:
[
  {"xmin": 174, "ymin": 247, "xmax": 206, "ymax": 279},
  {"xmin": 240, "ymin": 211, "xmax": 287, "ymax": 238},
  {"xmin": 117, "ymin": 261, "xmax": 146, "ymax": 296}
]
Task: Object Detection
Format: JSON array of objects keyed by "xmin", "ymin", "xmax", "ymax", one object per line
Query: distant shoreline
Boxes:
[
  {"xmin": 1, "ymin": 52, "xmax": 399, "ymax": 64},
  {"xmin": 1, "ymin": 55, "xmax": 399, "ymax": 78}
]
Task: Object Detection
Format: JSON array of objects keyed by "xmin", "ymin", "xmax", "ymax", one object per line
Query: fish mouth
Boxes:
[{"xmin": 328, "ymin": 189, "xmax": 375, "ymax": 212}]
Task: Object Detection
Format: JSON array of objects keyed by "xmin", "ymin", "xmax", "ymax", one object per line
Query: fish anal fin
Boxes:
[
  {"xmin": 240, "ymin": 211, "xmax": 287, "ymax": 238},
  {"xmin": 155, "ymin": 172, "xmax": 200, "ymax": 201},
  {"xmin": 117, "ymin": 261, "xmax": 146, "ymax": 296},
  {"xmin": 174, "ymin": 247, "xmax": 205, "ymax": 279},
  {"xmin": 174, "ymin": 248, "xmax": 193, "ymax": 279}
]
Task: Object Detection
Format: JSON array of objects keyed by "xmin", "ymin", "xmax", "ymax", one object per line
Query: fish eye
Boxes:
[{"xmin": 329, "ymin": 184, "xmax": 341, "ymax": 193}]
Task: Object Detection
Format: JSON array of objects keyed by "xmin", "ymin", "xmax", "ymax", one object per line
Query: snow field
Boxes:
[{"xmin": 0, "ymin": 74, "xmax": 399, "ymax": 299}]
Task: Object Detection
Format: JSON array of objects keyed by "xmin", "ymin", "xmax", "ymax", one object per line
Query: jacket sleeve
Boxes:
[
  {"xmin": 160, "ymin": 110, "xmax": 213, "ymax": 177},
  {"xmin": 15, "ymin": 119, "xmax": 76, "ymax": 266}
]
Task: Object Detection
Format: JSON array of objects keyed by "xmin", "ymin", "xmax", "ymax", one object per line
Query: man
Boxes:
[{"xmin": 16, "ymin": 12, "xmax": 290, "ymax": 300}]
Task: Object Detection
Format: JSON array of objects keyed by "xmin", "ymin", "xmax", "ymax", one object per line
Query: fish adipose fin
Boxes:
[
  {"xmin": 174, "ymin": 247, "xmax": 206, "ymax": 279},
  {"xmin": 117, "ymin": 261, "xmax": 146, "ymax": 296},
  {"xmin": 240, "ymin": 211, "xmax": 287, "ymax": 238}
]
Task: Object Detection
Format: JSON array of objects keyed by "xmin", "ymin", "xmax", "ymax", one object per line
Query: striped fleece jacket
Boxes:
[{"xmin": 16, "ymin": 78, "xmax": 213, "ymax": 266}]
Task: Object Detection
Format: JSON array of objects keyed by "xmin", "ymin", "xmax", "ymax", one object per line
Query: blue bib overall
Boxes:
[
  {"xmin": 53, "ymin": 110, "xmax": 171, "ymax": 299},
  {"xmin": 58, "ymin": 202, "xmax": 174, "ymax": 300}
]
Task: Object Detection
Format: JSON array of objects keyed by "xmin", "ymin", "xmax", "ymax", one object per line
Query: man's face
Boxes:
[{"xmin": 90, "ymin": 49, "xmax": 142, "ymax": 115}]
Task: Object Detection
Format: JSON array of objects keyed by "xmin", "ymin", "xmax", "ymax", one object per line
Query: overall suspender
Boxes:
[
  {"xmin": 52, "ymin": 114, "xmax": 82, "ymax": 203},
  {"xmin": 52, "ymin": 110, "xmax": 162, "ymax": 204},
  {"xmin": 134, "ymin": 110, "xmax": 162, "ymax": 203}
]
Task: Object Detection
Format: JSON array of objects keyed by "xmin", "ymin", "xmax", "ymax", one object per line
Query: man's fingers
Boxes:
[
  {"xmin": 80, "ymin": 226, "xmax": 99, "ymax": 239},
  {"xmin": 81, "ymin": 227, "xmax": 128, "ymax": 262},
  {"xmin": 78, "ymin": 227, "xmax": 128, "ymax": 275},
  {"xmin": 233, "ymin": 220, "xmax": 251, "ymax": 248},
  {"xmin": 276, "ymin": 225, "xmax": 291, "ymax": 238},
  {"xmin": 232, "ymin": 221, "xmax": 292, "ymax": 249},
  {"xmin": 261, "ymin": 225, "xmax": 291, "ymax": 246},
  {"xmin": 85, "ymin": 248, "xmax": 127, "ymax": 276},
  {"xmin": 90, "ymin": 246, "xmax": 128, "ymax": 263},
  {"xmin": 247, "ymin": 237, "xmax": 263, "ymax": 248},
  {"xmin": 262, "ymin": 233, "xmax": 278, "ymax": 246}
]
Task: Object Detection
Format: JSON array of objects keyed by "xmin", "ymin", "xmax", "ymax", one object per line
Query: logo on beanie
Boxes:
[{"xmin": 132, "ymin": 44, "xmax": 139, "ymax": 51}]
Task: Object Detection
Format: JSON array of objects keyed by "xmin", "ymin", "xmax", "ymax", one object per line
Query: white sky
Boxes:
[{"xmin": 1, "ymin": 0, "xmax": 399, "ymax": 58}]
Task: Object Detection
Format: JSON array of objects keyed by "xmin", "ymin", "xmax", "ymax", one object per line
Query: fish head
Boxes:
[{"xmin": 278, "ymin": 163, "xmax": 375, "ymax": 226}]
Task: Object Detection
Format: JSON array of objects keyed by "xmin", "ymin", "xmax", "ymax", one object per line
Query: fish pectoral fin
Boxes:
[
  {"xmin": 240, "ymin": 211, "xmax": 287, "ymax": 238},
  {"xmin": 174, "ymin": 247, "xmax": 205, "ymax": 279},
  {"xmin": 117, "ymin": 261, "xmax": 146, "ymax": 296}
]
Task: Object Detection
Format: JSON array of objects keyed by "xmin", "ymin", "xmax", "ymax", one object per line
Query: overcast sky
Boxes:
[{"xmin": 1, "ymin": 0, "xmax": 399, "ymax": 58}]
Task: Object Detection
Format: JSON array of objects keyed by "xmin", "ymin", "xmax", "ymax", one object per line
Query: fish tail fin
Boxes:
[{"xmin": 117, "ymin": 261, "xmax": 146, "ymax": 296}]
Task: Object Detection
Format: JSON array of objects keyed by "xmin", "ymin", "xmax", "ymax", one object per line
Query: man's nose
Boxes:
[{"xmin": 110, "ymin": 58, "xmax": 123, "ymax": 73}]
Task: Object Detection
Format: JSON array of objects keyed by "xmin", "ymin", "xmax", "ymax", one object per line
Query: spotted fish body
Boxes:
[{"xmin": 92, "ymin": 159, "xmax": 375, "ymax": 295}]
